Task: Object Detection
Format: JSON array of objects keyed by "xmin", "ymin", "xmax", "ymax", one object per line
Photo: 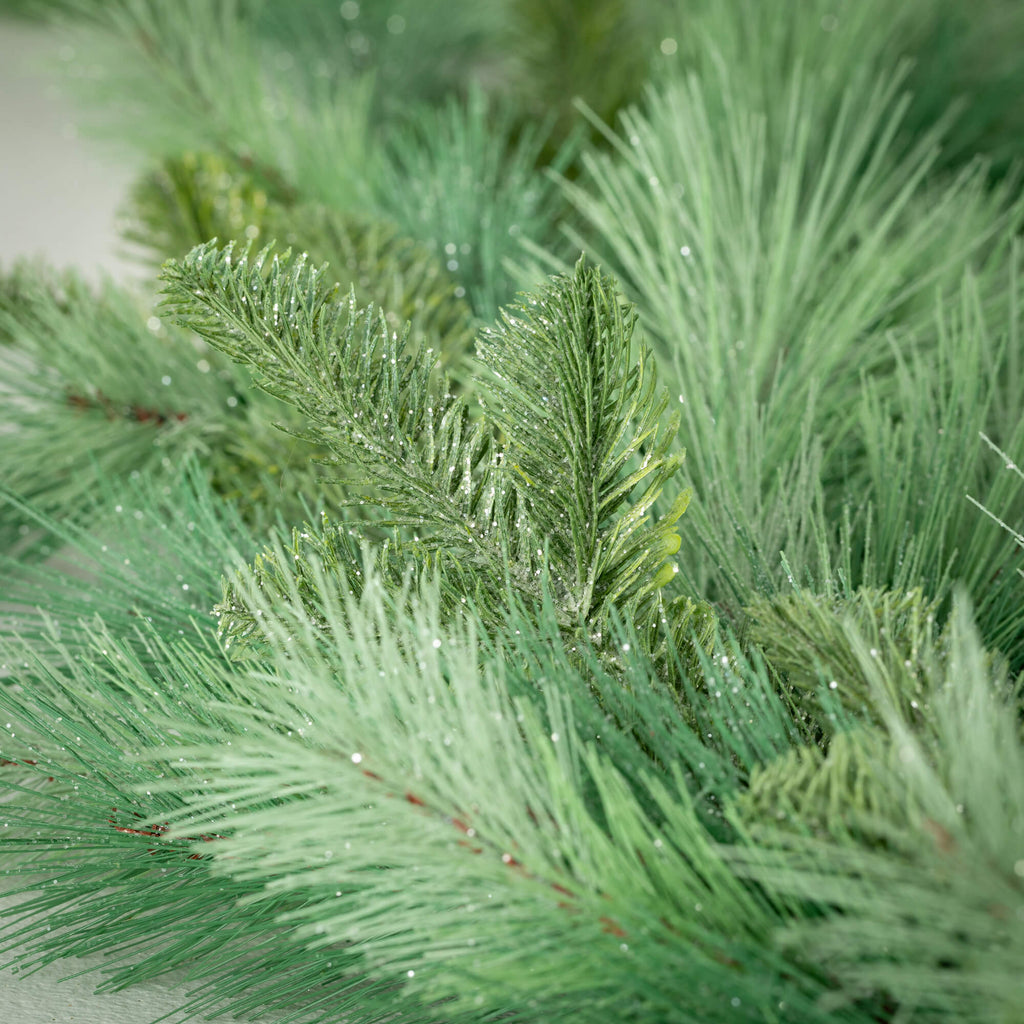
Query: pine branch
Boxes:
[
  {"xmin": 160, "ymin": 243, "xmax": 697, "ymax": 651},
  {"xmin": 0, "ymin": 458, "xmax": 256, "ymax": 659},
  {"xmin": 0, "ymin": 622, "xmax": 420, "ymax": 1023},
  {"xmin": 127, "ymin": 574, "xmax": 851, "ymax": 1023},
  {"xmin": 0, "ymin": 262, "xmax": 352, "ymax": 544},
  {"xmin": 1, "ymin": 553, "xmax": 843, "ymax": 1023},
  {"xmin": 563, "ymin": 58, "xmax": 1023, "ymax": 608},
  {"xmin": 726, "ymin": 593, "xmax": 1024, "ymax": 1022}
]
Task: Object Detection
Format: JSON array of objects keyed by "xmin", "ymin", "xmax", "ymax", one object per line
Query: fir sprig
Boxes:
[
  {"xmin": 121, "ymin": 150, "xmax": 479, "ymax": 364},
  {"xmin": 477, "ymin": 262, "xmax": 690, "ymax": 628},
  {"xmin": 160, "ymin": 241, "xmax": 512, "ymax": 582},
  {"xmin": 160, "ymin": 242, "xmax": 700, "ymax": 650}
]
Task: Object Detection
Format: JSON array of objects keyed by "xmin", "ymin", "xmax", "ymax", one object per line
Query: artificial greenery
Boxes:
[
  {"xmin": 3, "ymin": 1, "xmax": 1024, "ymax": 1022},
  {"xmin": 159, "ymin": 244, "xmax": 706, "ymax": 663}
]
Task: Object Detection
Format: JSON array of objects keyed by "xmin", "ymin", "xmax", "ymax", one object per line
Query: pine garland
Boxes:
[{"xmin": 3, "ymin": 2, "xmax": 1024, "ymax": 1022}]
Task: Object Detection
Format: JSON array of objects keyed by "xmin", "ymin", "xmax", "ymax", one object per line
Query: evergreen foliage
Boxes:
[
  {"xmin": 0, "ymin": 260, "xmax": 341, "ymax": 542},
  {"xmin": 123, "ymin": 151, "xmax": 477, "ymax": 361},
  {"xmin": 3, "ymin": 2, "xmax": 1024, "ymax": 1022},
  {"xmin": 159, "ymin": 243, "xmax": 705, "ymax": 661}
]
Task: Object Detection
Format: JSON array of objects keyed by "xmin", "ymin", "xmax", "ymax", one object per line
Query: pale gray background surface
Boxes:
[
  {"xmin": 0, "ymin": 16, "xmax": 257, "ymax": 1024},
  {"xmin": 0, "ymin": 18, "xmax": 137, "ymax": 281}
]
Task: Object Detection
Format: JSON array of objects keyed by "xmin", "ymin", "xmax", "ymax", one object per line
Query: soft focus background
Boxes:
[{"xmin": 0, "ymin": 17, "xmax": 134, "ymax": 280}]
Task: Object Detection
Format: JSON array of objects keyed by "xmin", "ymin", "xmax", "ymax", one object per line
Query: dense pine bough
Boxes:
[{"xmin": 3, "ymin": 2, "xmax": 1024, "ymax": 1022}]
